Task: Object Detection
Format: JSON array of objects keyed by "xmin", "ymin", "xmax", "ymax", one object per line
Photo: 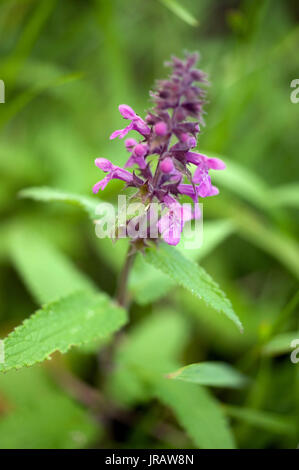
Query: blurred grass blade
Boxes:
[
  {"xmin": 20, "ymin": 186, "xmax": 98, "ymax": 220},
  {"xmin": 0, "ymin": 290, "xmax": 127, "ymax": 373},
  {"xmin": 270, "ymin": 183, "xmax": 299, "ymax": 209},
  {"xmin": 158, "ymin": 0, "xmax": 198, "ymax": 26},
  {"xmin": 9, "ymin": 228, "xmax": 96, "ymax": 304},
  {"xmin": 168, "ymin": 362, "xmax": 249, "ymax": 388},
  {"xmin": 108, "ymin": 310, "xmax": 235, "ymax": 448},
  {"xmin": 107, "ymin": 310, "xmax": 190, "ymax": 406},
  {"xmin": 155, "ymin": 379, "xmax": 235, "ymax": 448},
  {"xmin": 234, "ymin": 207, "xmax": 299, "ymax": 280},
  {"xmin": 0, "ymin": 72, "xmax": 82, "ymax": 129},
  {"xmin": 1, "ymin": 0, "xmax": 58, "ymax": 86},
  {"xmin": 225, "ymin": 405, "xmax": 296, "ymax": 437},
  {"xmin": 179, "ymin": 219, "xmax": 235, "ymax": 261},
  {"xmin": 209, "ymin": 155, "xmax": 270, "ymax": 210},
  {"xmin": 215, "ymin": 200, "xmax": 299, "ymax": 280},
  {"xmin": 0, "ymin": 366, "xmax": 100, "ymax": 449},
  {"xmin": 262, "ymin": 332, "xmax": 299, "ymax": 356},
  {"xmin": 144, "ymin": 243, "xmax": 243, "ymax": 331}
]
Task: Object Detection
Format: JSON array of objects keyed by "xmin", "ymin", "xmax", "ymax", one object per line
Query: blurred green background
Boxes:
[{"xmin": 0, "ymin": 0, "xmax": 299, "ymax": 449}]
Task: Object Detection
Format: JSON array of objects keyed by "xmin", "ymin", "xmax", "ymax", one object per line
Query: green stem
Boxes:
[{"xmin": 115, "ymin": 244, "xmax": 136, "ymax": 308}]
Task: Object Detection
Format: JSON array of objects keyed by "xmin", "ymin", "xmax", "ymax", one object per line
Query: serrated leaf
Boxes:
[
  {"xmin": 168, "ymin": 362, "xmax": 249, "ymax": 388},
  {"xmin": 129, "ymin": 254, "xmax": 174, "ymax": 305},
  {"xmin": 9, "ymin": 228, "xmax": 96, "ymax": 304},
  {"xmin": 158, "ymin": 0, "xmax": 198, "ymax": 26},
  {"xmin": 19, "ymin": 186, "xmax": 98, "ymax": 219},
  {"xmin": 144, "ymin": 243, "xmax": 242, "ymax": 331},
  {"xmin": 0, "ymin": 366, "xmax": 100, "ymax": 449},
  {"xmin": 0, "ymin": 290, "xmax": 127, "ymax": 373},
  {"xmin": 129, "ymin": 220, "xmax": 235, "ymax": 305}
]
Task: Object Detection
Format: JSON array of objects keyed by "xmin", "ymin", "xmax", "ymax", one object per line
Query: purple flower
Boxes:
[
  {"xmin": 154, "ymin": 121, "xmax": 168, "ymax": 136},
  {"xmin": 110, "ymin": 105, "xmax": 150, "ymax": 140},
  {"xmin": 178, "ymin": 182, "xmax": 219, "ymax": 201},
  {"xmin": 158, "ymin": 195, "xmax": 193, "ymax": 246},
  {"xmin": 186, "ymin": 151, "xmax": 226, "ymax": 170},
  {"xmin": 183, "ymin": 152, "xmax": 225, "ymax": 198},
  {"xmin": 93, "ymin": 158, "xmax": 134, "ymax": 193},
  {"xmin": 124, "ymin": 142, "xmax": 148, "ymax": 170},
  {"xmin": 160, "ymin": 157, "xmax": 174, "ymax": 174}
]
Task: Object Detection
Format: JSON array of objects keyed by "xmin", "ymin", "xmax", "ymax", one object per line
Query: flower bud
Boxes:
[
  {"xmin": 125, "ymin": 138, "xmax": 137, "ymax": 151},
  {"xmin": 160, "ymin": 157, "xmax": 174, "ymax": 174},
  {"xmin": 154, "ymin": 121, "xmax": 168, "ymax": 136},
  {"xmin": 133, "ymin": 143, "xmax": 148, "ymax": 158}
]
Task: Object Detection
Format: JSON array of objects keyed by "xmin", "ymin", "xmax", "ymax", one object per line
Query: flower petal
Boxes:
[
  {"xmin": 207, "ymin": 157, "xmax": 226, "ymax": 170},
  {"xmin": 119, "ymin": 104, "xmax": 136, "ymax": 119},
  {"xmin": 95, "ymin": 158, "xmax": 114, "ymax": 172}
]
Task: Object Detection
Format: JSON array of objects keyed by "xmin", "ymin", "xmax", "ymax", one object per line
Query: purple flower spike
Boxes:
[{"xmin": 93, "ymin": 52, "xmax": 226, "ymax": 247}]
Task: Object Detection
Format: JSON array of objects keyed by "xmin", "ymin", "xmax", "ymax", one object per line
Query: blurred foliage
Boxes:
[{"xmin": 0, "ymin": 0, "xmax": 298, "ymax": 449}]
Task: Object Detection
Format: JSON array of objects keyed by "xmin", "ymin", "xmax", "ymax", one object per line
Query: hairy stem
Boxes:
[{"xmin": 115, "ymin": 244, "xmax": 136, "ymax": 308}]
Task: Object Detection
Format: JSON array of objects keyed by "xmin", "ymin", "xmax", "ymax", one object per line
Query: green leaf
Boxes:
[
  {"xmin": 107, "ymin": 310, "xmax": 189, "ymax": 406},
  {"xmin": 9, "ymin": 228, "xmax": 96, "ymax": 304},
  {"xmin": 0, "ymin": 290, "xmax": 127, "ymax": 373},
  {"xmin": 129, "ymin": 254, "xmax": 175, "ymax": 305},
  {"xmin": 179, "ymin": 219, "xmax": 235, "ymax": 261},
  {"xmin": 211, "ymin": 156, "xmax": 271, "ymax": 210},
  {"xmin": 19, "ymin": 186, "xmax": 98, "ymax": 219},
  {"xmin": 215, "ymin": 200, "xmax": 299, "ymax": 280},
  {"xmin": 234, "ymin": 207, "xmax": 299, "ymax": 280},
  {"xmin": 0, "ymin": 366, "xmax": 100, "ymax": 449},
  {"xmin": 168, "ymin": 362, "xmax": 249, "ymax": 388},
  {"xmin": 158, "ymin": 0, "xmax": 198, "ymax": 26},
  {"xmin": 225, "ymin": 405, "xmax": 296, "ymax": 437},
  {"xmin": 270, "ymin": 183, "xmax": 299, "ymax": 209},
  {"xmin": 108, "ymin": 310, "xmax": 235, "ymax": 448},
  {"xmin": 262, "ymin": 332, "xmax": 299, "ymax": 356},
  {"xmin": 155, "ymin": 379, "xmax": 235, "ymax": 449},
  {"xmin": 129, "ymin": 220, "xmax": 235, "ymax": 305},
  {"xmin": 1, "ymin": 0, "xmax": 58, "ymax": 86},
  {"xmin": 144, "ymin": 243, "xmax": 243, "ymax": 331}
]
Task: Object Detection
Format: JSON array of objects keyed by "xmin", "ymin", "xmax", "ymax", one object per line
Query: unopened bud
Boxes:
[
  {"xmin": 154, "ymin": 121, "xmax": 168, "ymax": 136},
  {"xmin": 160, "ymin": 157, "xmax": 174, "ymax": 173},
  {"xmin": 133, "ymin": 143, "xmax": 148, "ymax": 157}
]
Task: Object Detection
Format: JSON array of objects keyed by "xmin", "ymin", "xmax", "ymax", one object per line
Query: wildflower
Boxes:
[
  {"xmin": 110, "ymin": 105, "xmax": 150, "ymax": 140},
  {"xmin": 154, "ymin": 121, "xmax": 168, "ymax": 136},
  {"xmin": 125, "ymin": 143, "xmax": 148, "ymax": 169},
  {"xmin": 93, "ymin": 52, "xmax": 226, "ymax": 246},
  {"xmin": 93, "ymin": 158, "xmax": 135, "ymax": 193},
  {"xmin": 158, "ymin": 195, "xmax": 194, "ymax": 246},
  {"xmin": 160, "ymin": 157, "xmax": 174, "ymax": 174}
]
